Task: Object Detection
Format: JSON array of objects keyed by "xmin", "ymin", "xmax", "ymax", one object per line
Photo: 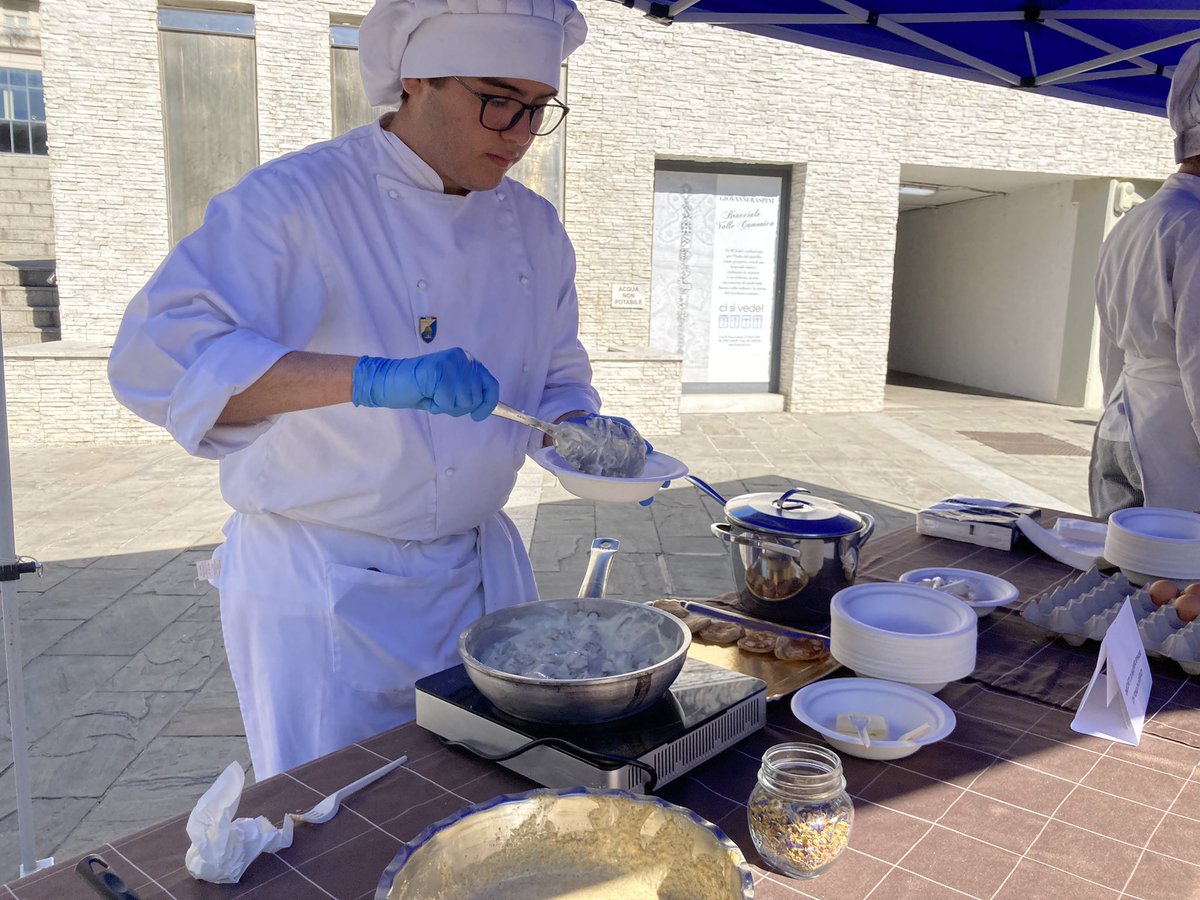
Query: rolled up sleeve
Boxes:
[{"xmin": 109, "ymin": 168, "xmax": 325, "ymax": 458}]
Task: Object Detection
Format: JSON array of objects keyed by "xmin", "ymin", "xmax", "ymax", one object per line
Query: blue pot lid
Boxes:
[{"xmin": 725, "ymin": 488, "xmax": 865, "ymax": 538}]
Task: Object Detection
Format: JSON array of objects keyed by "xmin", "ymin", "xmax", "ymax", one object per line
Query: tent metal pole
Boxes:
[
  {"xmin": 0, "ymin": 332, "xmax": 47, "ymax": 878},
  {"xmin": 815, "ymin": 0, "xmax": 1022, "ymax": 85},
  {"xmin": 1039, "ymin": 27, "xmax": 1200, "ymax": 85},
  {"xmin": 1041, "ymin": 20, "xmax": 1167, "ymax": 76}
]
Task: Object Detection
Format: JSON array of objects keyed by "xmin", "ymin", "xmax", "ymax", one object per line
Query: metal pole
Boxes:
[{"xmin": 0, "ymin": 325, "xmax": 46, "ymax": 877}]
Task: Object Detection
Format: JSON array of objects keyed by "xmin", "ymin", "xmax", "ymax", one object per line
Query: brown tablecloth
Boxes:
[{"xmin": 9, "ymin": 526, "xmax": 1200, "ymax": 900}]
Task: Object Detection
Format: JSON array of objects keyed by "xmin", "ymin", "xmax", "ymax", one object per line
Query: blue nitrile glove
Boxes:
[
  {"xmin": 564, "ymin": 414, "xmax": 668, "ymax": 506},
  {"xmin": 351, "ymin": 350, "xmax": 500, "ymax": 421}
]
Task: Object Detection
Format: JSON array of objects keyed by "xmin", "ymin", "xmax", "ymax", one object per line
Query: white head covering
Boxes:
[
  {"xmin": 359, "ymin": 0, "xmax": 587, "ymax": 108},
  {"xmin": 1169, "ymin": 41, "xmax": 1200, "ymax": 163}
]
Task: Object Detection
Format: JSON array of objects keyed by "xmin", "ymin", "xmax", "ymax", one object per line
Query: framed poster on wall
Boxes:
[{"xmin": 650, "ymin": 165, "xmax": 788, "ymax": 392}]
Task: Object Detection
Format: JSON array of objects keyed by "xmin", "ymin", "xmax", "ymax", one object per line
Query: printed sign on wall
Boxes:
[{"xmin": 650, "ymin": 170, "xmax": 783, "ymax": 386}]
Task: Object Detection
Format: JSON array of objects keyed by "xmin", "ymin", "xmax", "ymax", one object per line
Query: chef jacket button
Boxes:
[
  {"xmin": 519, "ymin": 275, "xmax": 529, "ymax": 286},
  {"xmin": 445, "ymin": 467, "xmax": 455, "ymax": 477},
  {"xmin": 417, "ymin": 279, "xmax": 428, "ymax": 290},
  {"xmin": 497, "ymin": 191, "xmax": 506, "ymax": 201},
  {"xmin": 522, "ymin": 364, "xmax": 530, "ymax": 373},
  {"xmin": 388, "ymin": 189, "xmax": 399, "ymax": 199}
]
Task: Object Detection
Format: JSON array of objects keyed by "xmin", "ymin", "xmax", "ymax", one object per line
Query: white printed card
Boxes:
[{"xmin": 1071, "ymin": 599, "xmax": 1152, "ymax": 746}]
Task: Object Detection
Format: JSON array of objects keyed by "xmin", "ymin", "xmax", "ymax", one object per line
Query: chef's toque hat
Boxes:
[
  {"xmin": 359, "ymin": 0, "xmax": 587, "ymax": 108},
  {"xmin": 1169, "ymin": 41, "xmax": 1200, "ymax": 163}
]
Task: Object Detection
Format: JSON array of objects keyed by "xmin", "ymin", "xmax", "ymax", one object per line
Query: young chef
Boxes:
[
  {"xmin": 1089, "ymin": 41, "xmax": 1200, "ymax": 517},
  {"xmin": 108, "ymin": 0, "xmax": 640, "ymax": 778}
]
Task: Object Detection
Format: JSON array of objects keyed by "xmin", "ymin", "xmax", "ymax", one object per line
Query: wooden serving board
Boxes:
[{"xmin": 655, "ymin": 598, "xmax": 842, "ymax": 701}]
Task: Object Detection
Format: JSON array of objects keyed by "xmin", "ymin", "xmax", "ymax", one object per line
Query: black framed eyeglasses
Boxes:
[{"xmin": 451, "ymin": 76, "xmax": 569, "ymax": 137}]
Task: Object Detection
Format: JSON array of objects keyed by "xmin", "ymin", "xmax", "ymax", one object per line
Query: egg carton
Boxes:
[{"xmin": 1021, "ymin": 566, "xmax": 1200, "ymax": 675}]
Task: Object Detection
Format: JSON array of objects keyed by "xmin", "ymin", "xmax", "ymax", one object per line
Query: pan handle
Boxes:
[
  {"xmin": 685, "ymin": 475, "xmax": 728, "ymax": 506},
  {"xmin": 577, "ymin": 538, "xmax": 620, "ymax": 599},
  {"xmin": 710, "ymin": 523, "xmax": 804, "ymax": 560}
]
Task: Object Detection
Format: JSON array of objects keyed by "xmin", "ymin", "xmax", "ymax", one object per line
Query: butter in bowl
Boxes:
[{"xmin": 790, "ymin": 676, "xmax": 957, "ymax": 761}]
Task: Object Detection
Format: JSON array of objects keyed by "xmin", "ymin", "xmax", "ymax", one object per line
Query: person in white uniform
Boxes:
[
  {"xmin": 108, "ymin": 0, "xmax": 637, "ymax": 779},
  {"xmin": 1089, "ymin": 41, "xmax": 1200, "ymax": 519}
]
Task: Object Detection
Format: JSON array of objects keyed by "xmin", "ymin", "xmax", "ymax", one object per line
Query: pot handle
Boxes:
[
  {"xmin": 577, "ymin": 537, "xmax": 620, "ymax": 599},
  {"xmin": 710, "ymin": 522, "xmax": 803, "ymax": 560},
  {"xmin": 855, "ymin": 512, "xmax": 876, "ymax": 547}
]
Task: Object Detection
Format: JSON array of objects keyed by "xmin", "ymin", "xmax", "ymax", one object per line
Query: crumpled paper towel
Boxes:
[{"xmin": 185, "ymin": 761, "xmax": 294, "ymax": 883}]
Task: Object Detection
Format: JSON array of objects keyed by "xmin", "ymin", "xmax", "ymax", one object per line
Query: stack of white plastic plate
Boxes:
[
  {"xmin": 1104, "ymin": 508, "xmax": 1200, "ymax": 585},
  {"xmin": 829, "ymin": 583, "xmax": 978, "ymax": 693}
]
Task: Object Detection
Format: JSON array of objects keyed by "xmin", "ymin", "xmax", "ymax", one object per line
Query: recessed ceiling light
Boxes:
[{"xmin": 899, "ymin": 184, "xmax": 938, "ymax": 197}]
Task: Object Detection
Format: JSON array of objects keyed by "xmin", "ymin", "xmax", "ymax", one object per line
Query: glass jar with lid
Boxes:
[{"xmin": 747, "ymin": 742, "xmax": 853, "ymax": 879}]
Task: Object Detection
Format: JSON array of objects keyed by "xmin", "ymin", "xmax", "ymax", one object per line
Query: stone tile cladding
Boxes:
[
  {"xmin": 20, "ymin": 0, "xmax": 1176, "ymax": 444},
  {"xmin": 37, "ymin": 0, "xmax": 372, "ymax": 343}
]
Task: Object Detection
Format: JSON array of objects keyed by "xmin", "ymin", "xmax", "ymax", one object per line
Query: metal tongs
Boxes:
[
  {"xmin": 490, "ymin": 402, "xmax": 646, "ymax": 475},
  {"xmin": 490, "ymin": 401, "xmax": 559, "ymax": 442}
]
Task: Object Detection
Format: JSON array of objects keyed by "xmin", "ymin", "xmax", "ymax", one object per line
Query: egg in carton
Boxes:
[{"xmin": 1022, "ymin": 567, "xmax": 1200, "ymax": 672}]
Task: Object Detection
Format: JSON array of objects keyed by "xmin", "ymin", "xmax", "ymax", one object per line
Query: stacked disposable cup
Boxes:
[
  {"xmin": 1104, "ymin": 508, "xmax": 1200, "ymax": 584},
  {"xmin": 830, "ymin": 583, "xmax": 978, "ymax": 693}
]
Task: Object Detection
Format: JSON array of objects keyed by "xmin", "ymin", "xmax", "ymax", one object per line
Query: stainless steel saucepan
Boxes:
[{"xmin": 693, "ymin": 477, "xmax": 875, "ymax": 625}]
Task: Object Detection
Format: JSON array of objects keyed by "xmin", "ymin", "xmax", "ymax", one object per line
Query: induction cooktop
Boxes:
[{"xmin": 414, "ymin": 658, "xmax": 767, "ymax": 793}]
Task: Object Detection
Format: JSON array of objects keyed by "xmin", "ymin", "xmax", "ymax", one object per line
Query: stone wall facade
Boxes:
[
  {"xmin": 20, "ymin": 1, "xmax": 1179, "ymax": 445},
  {"xmin": 564, "ymin": 3, "xmax": 1175, "ymax": 415},
  {"xmin": 3, "ymin": 343, "xmax": 164, "ymax": 445},
  {"xmin": 0, "ymin": 155, "xmax": 54, "ymax": 260},
  {"xmin": 589, "ymin": 348, "xmax": 683, "ymax": 436}
]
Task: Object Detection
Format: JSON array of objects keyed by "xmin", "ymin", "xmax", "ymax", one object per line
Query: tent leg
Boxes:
[
  {"xmin": 0, "ymin": 334, "xmax": 51, "ymax": 878},
  {"xmin": 2, "ymin": 579, "xmax": 48, "ymax": 877}
]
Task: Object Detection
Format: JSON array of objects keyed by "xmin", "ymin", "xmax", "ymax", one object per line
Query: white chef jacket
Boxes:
[
  {"xmin": 1094, "ymin": 172, "xmax": 1200, "ymax": 512},
  {"xmin": 108, "ymin": 121, "xmax": 600, "ymax": 776}
]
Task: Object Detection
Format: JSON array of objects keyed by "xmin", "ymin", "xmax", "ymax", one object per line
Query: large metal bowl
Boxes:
[
  {"xmin": 458, "ymin": 597, "xmax": 692, "ymax": 724},
  {"xmin": 375, "ymin": 787, "xmax": 754, "ymax": 900}
]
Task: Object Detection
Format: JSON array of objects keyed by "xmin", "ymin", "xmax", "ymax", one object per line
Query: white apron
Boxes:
[
  {"xmin": 1090, "ymin": 172, "xmax": 1200, "ymax": 516},
  {"xmin": 1105, "ymin": 355, "xmax": 1200, "ymax": 512},
  {"xmin": 214, "ymin": 509, "xmax": 535, "ymax": 778}
]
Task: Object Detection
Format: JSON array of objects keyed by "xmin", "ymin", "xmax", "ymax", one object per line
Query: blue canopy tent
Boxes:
[{"xmin": 611, "ymin": 1, "xmax": 1200, "ymax": 117}]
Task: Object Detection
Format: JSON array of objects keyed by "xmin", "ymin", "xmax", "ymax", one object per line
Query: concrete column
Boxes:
[{"xmin": 778, "ymin": 161, "xmax": 900, "ymax": 413}]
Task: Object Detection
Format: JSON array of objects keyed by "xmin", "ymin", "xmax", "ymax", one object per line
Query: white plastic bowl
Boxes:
[
  {"xmin": 830, "ymin": 583, "xmax": 978, "ymax": 692},
  {"xmin": 832, "ymin": 582, "xmax": 977, "ymax": 638},
  {"xmin": 898, "ymin": 567, "xmax": 1020, "ymax": 618},
  {"xmin": 1104, "ymin": 508, "xmax": 1200, "ymax": 582},
  {"xmin": 532, "ymin": 447, "xmax": 689, "ymax": 504},
  {"xmin": 790, "ymin": 676, "xmax": 956, "ymax": 760}
]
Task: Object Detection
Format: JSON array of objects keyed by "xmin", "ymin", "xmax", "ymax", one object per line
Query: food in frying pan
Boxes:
[{"xmin": 478, "ymin": 606, "xmax": 679, "ymax": 680}]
